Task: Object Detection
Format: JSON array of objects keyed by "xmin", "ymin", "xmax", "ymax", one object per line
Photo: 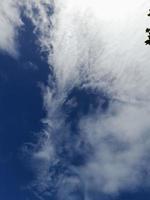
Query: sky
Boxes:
[{"xmin": 1, "ymin": 0, "xmax": 150, "ymax": 200}]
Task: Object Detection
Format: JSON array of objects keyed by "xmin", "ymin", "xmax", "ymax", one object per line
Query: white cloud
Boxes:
[
  {"xmin": 79, "ymin": 102, "xmax": 150, "ymax": 194},
  {"xmin": 24, "ymin": 0, "xmax": 150, "ymax": 100},
  {"xmin": 22, "ymin": 0, "xmax": 150, "ymax": 198},
  {"xmin": 0, "ymin": 0, "xmax": 22, "ymax": 57},
  {"xmin": 50, "ymin": 0, "xmax": 150, "ymax": 101}
]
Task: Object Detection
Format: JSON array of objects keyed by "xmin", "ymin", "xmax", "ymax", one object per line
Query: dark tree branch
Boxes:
[{"xmin": 145, "ymin": 10, "xmax": 150, "ymax": 45}]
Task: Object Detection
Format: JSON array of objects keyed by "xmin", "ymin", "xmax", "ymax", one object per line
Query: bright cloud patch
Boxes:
[
  {"xmin": 51, "ymin": 0, "xmax": 150, "ymax": 101},
  {"xmin": 0, "ymin": 0, "xmax": 22, "ymax": 57}
]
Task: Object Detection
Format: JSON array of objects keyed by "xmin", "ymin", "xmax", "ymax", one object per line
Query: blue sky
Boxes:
[{"xmin": 1, "ymin": 1, "xmax": 150, "ymax": 200}]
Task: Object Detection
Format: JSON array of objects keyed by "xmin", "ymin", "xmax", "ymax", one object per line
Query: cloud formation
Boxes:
[
  {"xmin": 50, "ymin": 0, "xmax": 150, "ymax": 101},
  {"xmin": 0, "ymin": 0, "xmax": 22, "ymax": 57},
  {"xmin": 22, "ymin": 0, "xmax": 150, "ymax": 198},
  {"xmin": 24, "ymin": 0, "xmax": 150, "ymax": 99},
  {"xmin": 79, "ymin": 102, "xmax": 150, "ymax": 194}
]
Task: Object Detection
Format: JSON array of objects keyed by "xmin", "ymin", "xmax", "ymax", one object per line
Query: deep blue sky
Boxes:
[
  {"xmin": 0, "ymin": 14, "xmax": 150, "ymax": 200},
  {"xmin": 0, "ymin": 17, "xmax": 49, "ymax": 200}
]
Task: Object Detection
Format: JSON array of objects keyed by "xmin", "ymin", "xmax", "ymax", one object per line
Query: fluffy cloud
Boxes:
[
  {"xmin": 79, "ymin": 102, "xmax": 150, "ymax": 193},
  {"xmin": 0, "ymin": 0, "xmax": 22, "ymax": 57}
]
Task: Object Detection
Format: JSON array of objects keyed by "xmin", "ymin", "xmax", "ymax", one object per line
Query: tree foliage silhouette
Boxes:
[{"xmin": 145, "ymin": 9, "xmax": 150, "ymax": 45}]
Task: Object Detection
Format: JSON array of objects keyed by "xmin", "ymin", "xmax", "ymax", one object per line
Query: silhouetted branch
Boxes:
[{"xmin": 145, "ymin": 9, "xmax": 150, "ymax": 45}]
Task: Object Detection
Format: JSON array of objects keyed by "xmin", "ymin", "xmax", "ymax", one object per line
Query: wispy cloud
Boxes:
[
  {"xmin": 21, "ymin": 0, "xmax": 150, "ymax": 198},
  {"xmin": 23, "ymin": 0, "xmax": 150, "ymax": 99}
]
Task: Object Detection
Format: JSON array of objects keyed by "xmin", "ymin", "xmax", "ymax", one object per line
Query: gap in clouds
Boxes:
[
  {"xmin": 59, "ymin": 88, "xmax": 108, "ymax": 165},
  {"xmin": 0, "ymin": 10, "xmax": 51, "ymax": 199}
]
